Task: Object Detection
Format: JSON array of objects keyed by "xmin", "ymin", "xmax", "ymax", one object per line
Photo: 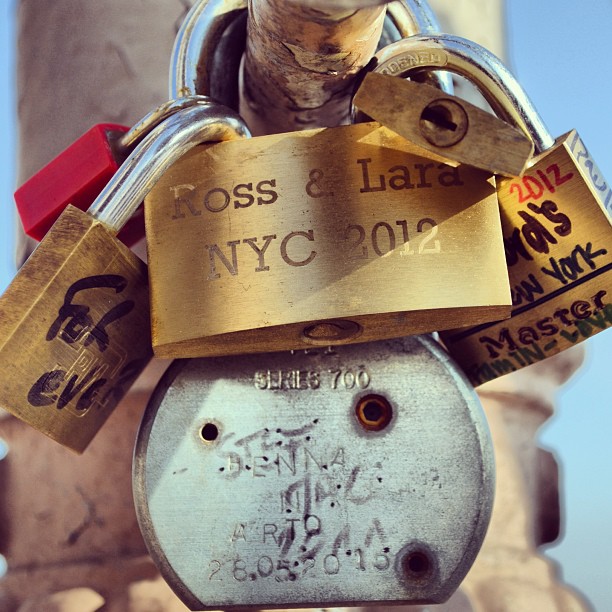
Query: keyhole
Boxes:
[
  {"xmin": 419, "ymin": 98, "xmax": 469, "ymax": 147},
  {"xmin": 421, "ymin": 104, "xmax": 458, "ymax": 132}
]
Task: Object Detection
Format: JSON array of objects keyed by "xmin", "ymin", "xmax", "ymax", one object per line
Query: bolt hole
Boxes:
[
  {"xmin": 404, "ymin": 551, "xmax": 430, "ymax": 577},
  {"xmin": 200, "ymin": 422, "xmax": 219, "ymax": 442},
  {"xmin": 355, "ymin": 394, "xmax": 392, "ymax": 431}
]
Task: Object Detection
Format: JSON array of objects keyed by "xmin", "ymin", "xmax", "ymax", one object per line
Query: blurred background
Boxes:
[{"xmin": 0, "ymin": 0, "xmax": 611, "ymax": 609}]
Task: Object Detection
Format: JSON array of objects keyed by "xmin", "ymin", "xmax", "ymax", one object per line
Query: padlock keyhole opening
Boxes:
[
  {"xmin": 355, "ymin": 394, "xmax": 393, "ymax": 431},
  {"xmin": 419, "ymin": 99, "xmax": 468, "ymax": 147},
  {"xmin": 200, "ymin": 422, "xmax": 219, "ymax": 442},
  {"xmin": 421, "ymin": 104, "xmax": 457, "ymax": 132}
]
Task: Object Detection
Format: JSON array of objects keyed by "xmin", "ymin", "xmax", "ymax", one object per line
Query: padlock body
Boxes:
[
  {"xmin": 15, "ymin": 123, "xmax": 145, "ymax": 247},
  {"xmin": 353, "ymin": 73, "xmax": 534, "ymax": 177},
  {"xmin": 145, "ymin": 122, "xmax": 511, "ymax": 358},
  {"xmin": 442, "ymin": 131, "xmax": 612, "ymax": 385},
  {"xmin": 0, "ymin": 206, "xmax": 151, "ymax": 452},
  {"xmin": 134, "ymin": 336, "xmax": 494, "ymax": 610}
]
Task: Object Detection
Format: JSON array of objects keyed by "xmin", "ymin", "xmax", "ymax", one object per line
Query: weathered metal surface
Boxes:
[
  {"xmin": 134, "ymin": 335, "xmax": 494, "ymax": 609},
  {"xmin": 0, "ymin": 206, "xmax": 151, "ymax": 452}
]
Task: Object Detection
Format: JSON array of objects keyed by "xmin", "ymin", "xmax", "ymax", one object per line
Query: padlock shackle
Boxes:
[
  {"xmin": 118, "ymin": 95, "xmax": 214, "ymax": 151},
  {"xmin": 169, "ymin": 0, "xmax": 452, "ymax": 104},
  {"xmin": 87, "ymin": 102, "xmax": 250, "ymax": 233},
  {"xmin": 388, "ymin": 0, "xmax": 442, "ymax": 39},
  {"xmin": 170, "ymin": 0, "xmax": 247, "ymax": 103},
  {"xmin": 371, "ymin": 33, "xmax": 554, "ymax": 155}
]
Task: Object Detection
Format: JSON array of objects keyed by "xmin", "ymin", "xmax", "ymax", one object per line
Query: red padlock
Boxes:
[{"xmin": 15, "ymin": 123, "xmax": 145, "ymax": 246}]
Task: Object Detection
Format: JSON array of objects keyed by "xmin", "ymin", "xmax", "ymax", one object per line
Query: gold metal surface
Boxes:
[
  {"xmin": 146, "ymin": 121, "xmax": 511, "ymax": 358},
  {"xmin": 353, "ymin": 72, "xmax": 534, "ymax": 177},
  {"xmin": 0, "ymin": 206, "xmax": 151, "ymax": 452},
  {"xmin": 442, "ymin": 131, "xmax": 612, "ymax": 386}
]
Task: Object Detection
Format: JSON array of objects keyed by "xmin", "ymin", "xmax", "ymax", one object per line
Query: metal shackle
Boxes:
[
  {"xmin": 87, "ymin": 101, "xmax": 250, "ymax": 233},
  {"xmin": 369, "ymin": 33, "xmax": 554, "ymax": 154},
  {"xmin": 170, "ymin": 0, "xmax": 451, "ymax": 105},
  {"xmin": 118, "ymin": 95, "xmax": 215, "ymax": 151}
]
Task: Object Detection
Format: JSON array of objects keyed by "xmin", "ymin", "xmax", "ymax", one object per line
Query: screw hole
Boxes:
[
  {"xmin": 200, "ymin": 422, "xmax": 219, "ymax": 442},
  {"xmin": 406, "ymin": 551, "xmax": 430, "ymax": 575},
  {"xmin": 355, "ymin": 394, "xmax": 392, "ymax": 431}
]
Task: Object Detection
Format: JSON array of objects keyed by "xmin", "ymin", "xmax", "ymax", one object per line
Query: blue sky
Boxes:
[{"xmin": 0, "ymin": 0, "xmax": 611, "ymax": 609}]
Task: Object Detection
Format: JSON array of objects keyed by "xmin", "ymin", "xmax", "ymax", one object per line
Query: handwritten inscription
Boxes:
[
  {"xmin": 510, "ymin": 243, "xmax": 608, "ymax": 307},
  {"xmin": 468, "ymin": 302, "xmax": 612, "ymax": 385},
  {"xmin": 206, "ymin": 414, "xmax": 418, "ymax": 584},
  {"xmin": 224, "ymin": 444, "xmax": 346, "ymax": 480},
  {"xmin": 504, "ymin": 200, "xmax": 571, "ymax": 266},
  {"xmin": 507, "ymin": 163, "xmax": 573, "ymax": 204},
  {"xmin": 207, "ymin": 516, "xmax": 391, "ymax": 582},
  {"xmin": 479, "ymin": 291, "xmax": 607, "ymax": 358},
  {"xmin": 27, "ymin": 275, "xmax": 142, "ymax": 414},
  {"xmin": 46, "ymin": 275, "xmax": 134, "ymax": 351}
]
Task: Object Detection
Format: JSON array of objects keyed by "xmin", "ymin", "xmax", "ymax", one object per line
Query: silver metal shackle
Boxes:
[
  {"xmin": 170, "ymin": 0, "xmax": 452, "ymax": 104},
  {"xmin": 87, "ymin": 101, "xmax": 250, "ymax": 233},
  {"xmin": 119, "ymin": 95, "xmax": 214, "ymax": 151},
  {"xmin": 170, "ymin": 0, "xmax": 247, "ymax": 103},
  {"xmin": 371, "ymin": 33, "xmax": 554, "ymax": 154}
]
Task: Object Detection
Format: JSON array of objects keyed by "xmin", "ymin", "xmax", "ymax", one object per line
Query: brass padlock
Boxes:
[
  {"xmin": 364, "ymin": 34, "xmax": 612, "ymax": 385},
  {"xmin": 145, "ymin": 120, "xmax": 511, "ymax": 358},
  {"xmin": 0, "ymin": 101, "xmax": 248, "ymax": 452},
  {"xmin": 145, "ymin": 0, "xmax": 510, "ymax": 359},
  {"xmin": 353, "ymin": 72, "xmax": 533, "ymax": 177},
  {"xmin": 134, "ymin": 336, "xmax": 494, "ymax": 609}
]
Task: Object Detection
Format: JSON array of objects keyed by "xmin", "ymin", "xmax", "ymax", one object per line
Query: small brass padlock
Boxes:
[
  {"xmin": 353, "ymin": 72, "xmax": 533, "ymax": 177},
  {"xmin": 0, "ymin": 102, "xmax": 248, "ymax": 452},
  {"xmin": 364, "ymin": 34, "xmax": 612, "ymax": 385},
  {"xmin": 134, "ymin": 336, "xmax": 494, "ymax": 610}
]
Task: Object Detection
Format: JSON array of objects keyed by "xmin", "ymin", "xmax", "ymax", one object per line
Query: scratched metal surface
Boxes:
[{"xmin": 133, "ymin": 335, "xmax": 494, "ymax": 610}]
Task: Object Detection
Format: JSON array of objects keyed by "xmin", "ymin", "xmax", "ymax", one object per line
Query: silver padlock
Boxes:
[{"xmin": 133, "ymin": 336, "xmax": 494, "ymax": 610}]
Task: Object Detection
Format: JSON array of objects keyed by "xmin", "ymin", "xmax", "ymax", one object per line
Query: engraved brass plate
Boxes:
[
  {"xmin": 134, "ymin": 336, "xmax": 494, "ymax": 609},
  {"xmin": 442, "ymin": 131, "xmax": 612, "ymax": 385},
  {"xmin": 145, "ymin": 121, "xmax": 511, "ymax": 358},
  {"xmin": 0, "ymin": 206, "xmax": 151, "ymax": 452}
]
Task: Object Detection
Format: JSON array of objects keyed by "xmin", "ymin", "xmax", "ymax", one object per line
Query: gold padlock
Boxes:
[
  {"xmin": 0, "ymin": 102, "xmax": 248, "ymax": 452},
  {"xmin": 145, "ymin": 120, "xmax": 511, "ymax": 358},
  {"xmin": 353, "ymin": 72, "xmax": 533, "ymax": 177},
  {"xmin": 366, "ymin": 34, "xmax": 612, "ymax": 385}
]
